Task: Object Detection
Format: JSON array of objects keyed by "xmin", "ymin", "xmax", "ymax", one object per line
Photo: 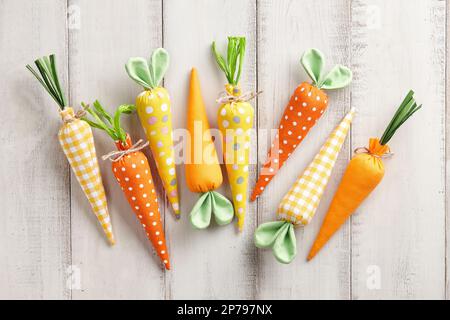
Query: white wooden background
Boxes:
[{"xmin": 0, "ymin": 0, "xmax": 447, "ymax": 299}]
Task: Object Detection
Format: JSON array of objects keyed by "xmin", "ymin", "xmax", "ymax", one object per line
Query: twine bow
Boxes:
[
  {"xmin": 60, "ymin": 106, "xmax": 87, "ymax": 124},
  {"xmin": 102, "ymin": 139, "xmax": 149, "ymax": 162},
  {"xmin": 354, "ymin": 147, "xmax": 394, "ymax": 159},
  {"xmin": 216, "ymin": 90, "xmax": 262, "ymax": 104}
]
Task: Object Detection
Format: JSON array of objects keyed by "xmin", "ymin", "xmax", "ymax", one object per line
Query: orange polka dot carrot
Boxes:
[
  {"xmin": 83, "ymin": 101, "xmax": 170, "ymax": 270},
  {"xmin": 251, "ymin": 49, "xmax": 352, "ymax": 201}
]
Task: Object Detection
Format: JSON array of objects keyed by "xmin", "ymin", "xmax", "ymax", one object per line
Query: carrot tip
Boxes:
[{"xmin": 307, "ymin": 252, "xmax": 316, "ymax": 261}]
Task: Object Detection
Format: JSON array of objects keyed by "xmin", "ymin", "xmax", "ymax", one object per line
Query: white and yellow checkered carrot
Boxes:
[
  {"xmin": 254, "ymin": 108, "xmax": 355, "ymax": 263},
  {"xmin": 27, "ymin": 55, "xmax": 115, "ymax": 245}
]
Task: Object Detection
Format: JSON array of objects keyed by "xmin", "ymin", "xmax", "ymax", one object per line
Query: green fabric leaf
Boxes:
[
  {"xmin": 189, "ymin": 192, "xmax": 212, "ymax": 229},
  {"xmin": 190, "ymin": 191, "xmax": 234, "ymax": 229},
  {"xmin": 149, "ymin": 48, "xmax": 169, "ymax": 88},
  {"xmin": 320, "ymin": 65, "xmax": 352, "ymax": 90},
  {"xmin": 125, "ymin": 57, "xmax": 153, "ymax": 90},
  {"xmin": 210, "ymin": 191, "xmax": 234, "ymax": 226},
  {"xmin": 255, "ymin": 221, "xmax": 297, "ymax": 264},
  {"xmin": 301, "ymin": 48, "xmax": 324, "ymax": 85},
  {"xmin": 272, "ymin": 223, "xmax": 296, "ymax": 264},
  {"xmin": 254, "ymin": 221, "xmax": 288, "ymax": 248}
]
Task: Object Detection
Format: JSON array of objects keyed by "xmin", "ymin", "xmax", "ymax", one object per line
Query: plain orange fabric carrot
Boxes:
[
  {"xmin": 307, "ymin": 90, "xmax": 422, "ymax": 261},
  {"xmin": 83, "ymin": 101, "xmax": 170, "ymax": 270},
  {"xmin": 186, "ymin": 68, "xmax": 234, "ymax": 229}
]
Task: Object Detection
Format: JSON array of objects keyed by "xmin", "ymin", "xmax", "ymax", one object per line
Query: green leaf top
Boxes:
[
  {"xmin": 189, "ymin": 191, "xmax": 234, "ymax": 229},
  {"xmin": 380, "ymin": 90, "xmax": 422, "ymax": 145},
  {"xmin": 212, "ymin": 36, "xmax": 246, "ymax": 85},
  {"xmin": 125, "ymin": 48, "xmax": 170, "ymax": 90},
  {"xmin": 301, "ymin": 48, "xmax": 352, "ymax": 90},
  {"xmin": 82, "ymin": 100, "xmax": 136, "ymax": 143},
  {"xmin": 254, "ymin": 220, "xmax": 297, "ymax": 264},
  {"xmin": 26, "ymin": 54, "xmax": 67, "ymax": 110}
]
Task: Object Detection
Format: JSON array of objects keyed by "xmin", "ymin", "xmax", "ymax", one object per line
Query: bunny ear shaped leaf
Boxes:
[
  {"xmin": 301, "ymin": 48, "xmax": 325, "ymax": 86},
  {"xmin": 210, "ymin": 191, "xmax": 234, "ymax": 226},
  {"xmin": 272, "ymin": 222, "xmax": 296, "ymax": 264},
  {"xmin": 190, "ymin": 191, "xmax": 234, "ymax": 229},
  {"xmin": 149, "ymin": 48, "xmax": 169, "ymax": 88},
  {"xmin": 125, "ymin": 57, "xmax": 153, "ymax": 89},
  {"xmin": 189, "ymin": 192, "xmax": 212, "ymax": 229},
  {"xmin": 255, "ymin": 221, "xmax": 289, "ymax": 248},
  {"xmin": 320, "ymin": 65, "xmax": 352, "ymax": 90},
  {"xmin": 255, "ymin": 221, "xmax": 296, "ymax": 264}
]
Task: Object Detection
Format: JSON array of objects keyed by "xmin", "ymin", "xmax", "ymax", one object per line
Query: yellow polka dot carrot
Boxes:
[
  {"xmin": 307, "ymin": 91, "xmax": 422, "ymax": 261},
  {"xmin": 83, "ymin": 102, "xmax": 170, "ymax": 270},
  {"xmin": 125, "ymin": 49, "xmax": 180, "ymax": 218},
  {"xmin": 212, "ymin": 36, "xmax": 255, "ymax": 231},
  {"xmin": 255, "ymin": 108, "xmax": 355, "ymax": 263},
  {"xmin": 186, "ymin": 68, "xmax": 234, "ymax": 229},
  {"xmin": 26, "ymin": 55, "xmax": 115, "ymax": 245}
]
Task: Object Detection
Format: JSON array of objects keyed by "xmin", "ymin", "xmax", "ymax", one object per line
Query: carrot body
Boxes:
[
  {"xmin": 186, "ymin": 68, "xmax": 223, "ymax": 193},
  {"xmin": 27, "ymin": 55, "xmax": 115, "ymax": 245},
  {"xmin": 112, "ymin": 135, "xmax": 170, "ymax": 269},
  {"xmin": 186, "ymin": 68, "xmax": 234, "ymax": 229},
  {"xmin": 136, "ymin": 89, "xmax": 180, "ymax": 216},
  {"xmin": 251, "ymin": 82, "xmax": 327, "ymax": 201},
  {"xmin": 218, "ymin": 89, "xmax": 254, "ymax": 231},
  {"xmin": 58, "ymin": 108, "xmax": 115, "ymax": 245},
  {"xmin": 254, "ymin": 109, "xmax": 355, "ymax": 264},
  {"xmin": 251, "ymin": 48, "xmax": 352, "ymax": 201},
  {"xmin": 126, "ymin": 48, "xmax": 180, "ymax": 217},
  {"xmin": 307, "ymin": 138, "xmax": 388, "ymax": 260}
]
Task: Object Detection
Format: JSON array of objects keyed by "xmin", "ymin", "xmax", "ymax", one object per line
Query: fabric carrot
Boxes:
[
  {"xmin": 307, "ymin": 91, "xmax": 422, "ymax": 261},
  {"xmin": 212, "ymin": 36, "xmax": 256, "ymax": 231},
  {"xmin": 26, "ymin": 55, "xmax": 115, "ymax": 245},
  {"xmin": 186, "ymin": 68, "xmax": 234, "ymax": 228},
  {"xmin": 83, "ymin": 101, "xmax": 170, "ymax": 269},
  {"xmin": 251, "ymin": 49, "xmax": 352, "ymax": 201},
  {"xmin": 125, "ymin": 48, "xmax": 180, "ymax": 218},
  {"xmin": 254, "ymin": 109, "xmax": 355, "ymax": 263}
]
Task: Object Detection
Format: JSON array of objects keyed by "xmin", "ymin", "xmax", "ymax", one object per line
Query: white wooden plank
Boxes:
[
  {"xmin": 0, "ymin": 0, "xmax": 70, "ymax": 299},
  {"xmin": 351, "ymin": 0, "xmax": 446, "ymax": 299},
  {"xmin": 256, "ymin": 0, "xmax": 352, "ymax": 299},
  {"xmin": 163, "ymin": 0, "xmax": 258, "ymax": 299},
  {"xmin": 446, "ymin": 0, "xmax": 450, "ymax": 301},
  {"xmin": 68, "ymin": 0, "xmax": 166, "ymax": 299}
]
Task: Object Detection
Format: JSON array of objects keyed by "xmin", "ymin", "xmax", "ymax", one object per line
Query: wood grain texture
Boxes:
[
  {"xmin": 163, "ymin": 0, "xmax": 257, "ymax": 299},
  {"xmin": 446, "ymin": 0, "xmax": 449, "ymax": 301},
  {"xmin": 68, "ymin": 0, "xmax": 165, "ymax": 299},
  {"xmin": 256, "ymin": 0, "xmax": 352, "ymax": 299},
  {"xmin": 0, "ymin": 0, "xmax": 70, "ymax": 299},
  {"xmin": 0, "ymin": 0, "xmax": 448, "ymax": 300},
  {"xmin": 350, "ymin": 0, "xmax": 446, "ymax": 299}
]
